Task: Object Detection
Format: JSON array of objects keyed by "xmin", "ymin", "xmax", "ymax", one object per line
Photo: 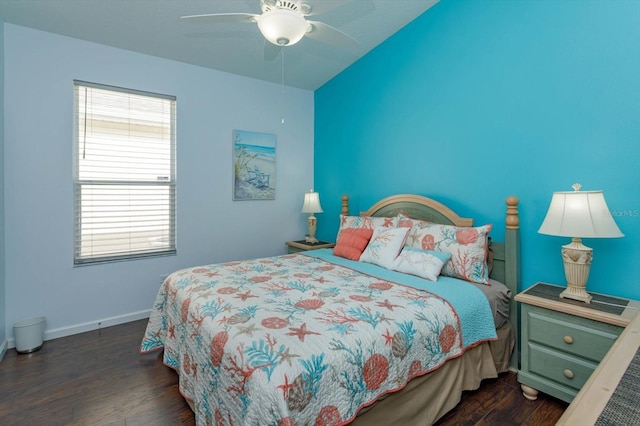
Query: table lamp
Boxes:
[
  {"xmin": 538, "ymin": 183, "xmax": 623, "ymax": 303},
  {"xmin": 301, "ymin": 189, "xmax": 323, "ymax": 243}
]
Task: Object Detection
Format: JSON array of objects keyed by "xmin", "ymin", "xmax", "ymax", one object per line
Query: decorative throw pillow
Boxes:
[
  {"xmin": 333, "ymin": 228, "xmax": 374, "ymax": 261},
  {"xmin": 396, "ymin": 214, "xmax": 430, "ymax": 229},
  {"xmin": 391, "ymin": 247, "xmax": 452, "ymax": 281},
  {"xmin": 338, "ymin": 215, "xmax": 398, "ymax": 233},
  {"xmin": 405, "ymin": 222, "xmax": 493, "ymax": 285},
  {"xmin": 359, "ymin": 226, "xmax": 410, "ymax": 269}
]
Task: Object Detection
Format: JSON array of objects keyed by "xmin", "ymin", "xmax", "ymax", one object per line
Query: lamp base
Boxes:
[
  {"xmin": 559, "ymin": 238, "xmax": 593, "ymax": 304},
  {"xmin": 560, "ymin": 285, "xmax": 593, "ymax": 303},
  {"xmin": 306, "ymin": 214, "xmax": 318, "ymax": 244}
]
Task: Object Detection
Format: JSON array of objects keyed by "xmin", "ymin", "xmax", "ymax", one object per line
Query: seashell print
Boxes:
[
  {"xmin": 349, "ymin": 295, "xmax": 372, "ymax": 303},
  {"xmin": 408, "ymin": 360, "xmax": 422, "ymax": 378},
  {"xmin": 439, "ymin": 324, "xmax": 457, "ymax": 353},
  {"xmin": 210, "ymin": 330, "xmax": 228, "ymax": 367},
  {"xmin": 294, "ymin": 299, "xmax": 325, "ymax": 310},
  {"xmin": 261, "ymin": 316, "xmax": 288, "ymax": 329},
  {"xmin": 315, "ymin": 406, "xmax": 342, "ymax": 426},
  {"xmin": 277, "ymin": 417, "xmax": 294, "ymax": 426},
  {"xmin": 250, "ymin": 276, "xmax": 271, "ymax": 283},
  {"xmin": 369, "ymin": 282, "xmax": 393, "ymax": 291},
  {"xmin": 315, "ymin": 266, "xmax": 335, "ymax": 271},
  {"xmin": 455, "ymin": 228, "xmax": 479, "ymax": 245},
  {"xmin": 287, "ymin": 374, "xmax": 313, "ymax": 411},
  {"xmin": 227, "ymin": 313, "xmax": 251, "ymax": 325},
  {"xmin": 391, "ymin": 332, "xmax": 408, "ymax": 359},
  {"xmin": 421, "ymin": 234, "xmax": 435, "ymax": 250},
  {"xmin": 362, "ymin": 353, "xmax": 389, "ymax": 390},
  {"xmin": 216, "ymin": 287, "xmax": 237, "ymax": 294},
  {"xmin": 192, "ymin": 267, "xmax": 210, "ymax": 274},
  {"xmin": 317, "ymin": 291, "xmax": 338, "ymax": 298},
  {"xmin": 398, "ymin": 218, "xmax": 413, "ymax": 228}
]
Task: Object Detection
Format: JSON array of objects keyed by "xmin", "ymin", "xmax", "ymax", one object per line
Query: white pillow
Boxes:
[
  {"xmin": 391, "ymin": 247, "xmax": 452, "ymax": 281},
  {"xmin": 405, "ymin": 222, "xmax": 493, "ymax": 285},
  {"xmin": 359, "ymin": 226, "xmax": 409, "ymax": 269}
]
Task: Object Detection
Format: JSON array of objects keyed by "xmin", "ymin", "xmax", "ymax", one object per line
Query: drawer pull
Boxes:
[
  {"xmin": 564, "ymin": 369, "xmax": 574, "ymax": 379},
  {"xmin": 563, "ymin": 335, "xmax": 573, "ymax": 344}
]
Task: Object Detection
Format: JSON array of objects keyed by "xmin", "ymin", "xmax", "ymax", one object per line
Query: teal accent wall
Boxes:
[
  {"xmin": 315, "ymin": 0, "xmax": 640, "ymax": 299},
  {"xmin": 0, "ymin": 20, "xmax": 5, "ymax": 352}
]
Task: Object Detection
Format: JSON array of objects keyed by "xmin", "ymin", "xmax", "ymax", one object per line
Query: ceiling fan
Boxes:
[{"xmin": 181, "ymin": 0, "xmax": 359, "ymax": 50}]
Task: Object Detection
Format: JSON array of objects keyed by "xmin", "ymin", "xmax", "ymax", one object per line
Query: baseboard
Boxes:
[
  {"xmin": 6, "ymin": 309, "xmax": 151, "ymax": 349},
  {"xmin": 0, "ymin": 339, "xmax": 7, "ymax": 362}
]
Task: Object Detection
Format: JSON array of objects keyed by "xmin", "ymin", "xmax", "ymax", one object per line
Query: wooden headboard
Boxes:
[{"xmin": 340, "ymin": 193, "xmax": 521, "ymax": 369}]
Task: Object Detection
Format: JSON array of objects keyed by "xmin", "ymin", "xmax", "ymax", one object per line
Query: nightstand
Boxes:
[
  {"xmin": 286, "ymin": 240, "xmax": 335, "ymax": 254},
  {"xmin": 516, "ymin": 282, "xmax": 640, "ymax": 403}
]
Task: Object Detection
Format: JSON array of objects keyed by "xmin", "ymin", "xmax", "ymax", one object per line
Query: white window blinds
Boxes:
[{"xmin": 73, "ymin": 81, "xmax": 176, "ymax": 265}]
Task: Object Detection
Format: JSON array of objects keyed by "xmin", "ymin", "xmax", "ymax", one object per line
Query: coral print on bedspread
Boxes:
[{"xmin": 141, "ymin": 254, "xmax": 478, "ymax": 425}]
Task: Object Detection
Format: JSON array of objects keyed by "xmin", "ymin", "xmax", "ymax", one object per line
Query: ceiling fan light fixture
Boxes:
[{"xmin": 257, "ymin": 8, "xmax": 308, "ymax": 46}]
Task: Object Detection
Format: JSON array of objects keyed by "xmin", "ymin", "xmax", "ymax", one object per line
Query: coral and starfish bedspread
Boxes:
[{"xmin": 140, "ymin": 252, "xmax": 496, "ymax": 425}]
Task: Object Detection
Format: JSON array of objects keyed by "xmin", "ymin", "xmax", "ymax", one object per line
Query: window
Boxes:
[{"xmin": 73, "ymin": 81, "xmax": 176, "ymax": 265}]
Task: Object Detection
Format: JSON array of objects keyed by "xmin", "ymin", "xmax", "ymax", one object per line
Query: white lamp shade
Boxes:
[
  {"xmin": 301, "ymin": 191, "xmax": 323, "ymax": 214},
  {"xmin": 257, "ymin": 9, "xmax": 308, "ymax": 46},
  {"xmin": 538, "ymin": 190, "xmax": 623, "ymax": 238}
]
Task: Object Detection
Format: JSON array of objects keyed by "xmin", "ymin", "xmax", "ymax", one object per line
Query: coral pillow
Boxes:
[
  {"xmin": 333, "ymin": 228, "xmax": 374, "ymax": 261},
  {"xmin": 359, "ymin": 226, "xmax": 410, "ymax": 269}
]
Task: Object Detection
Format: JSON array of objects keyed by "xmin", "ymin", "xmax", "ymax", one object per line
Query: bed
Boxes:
[{"xmin": 140, "ymin": 194, "xmax": 520, "ymax": 425}]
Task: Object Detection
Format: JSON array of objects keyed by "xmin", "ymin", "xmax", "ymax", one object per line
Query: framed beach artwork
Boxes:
[{"xmin": 233, "ymin": 129, "xmax": 277, "ymax": 201}]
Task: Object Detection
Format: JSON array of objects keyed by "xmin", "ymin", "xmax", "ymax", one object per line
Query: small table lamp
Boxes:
[
  {"xmin": 538, "ymin": 183, "xmax": 623, "ymax": 303},
  {"xmin": 301, "ymin": 189, "xmax": 323, "ymax": 243}
]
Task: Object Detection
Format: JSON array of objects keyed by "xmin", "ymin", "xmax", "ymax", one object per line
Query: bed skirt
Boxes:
[{"xmin": 351, "ymin": 322, "xmax": 514, "ymax": 425}]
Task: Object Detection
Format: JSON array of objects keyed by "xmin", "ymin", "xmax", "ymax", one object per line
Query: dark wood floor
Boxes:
[{"xmin": 0, "ymin": 319, "xmax": 567, "ymax": 425}]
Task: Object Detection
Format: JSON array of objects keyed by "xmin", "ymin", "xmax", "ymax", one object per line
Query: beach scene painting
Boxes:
[{"xmin": 233, "ymin": 130, "xmax": 276, "ymax": 200}]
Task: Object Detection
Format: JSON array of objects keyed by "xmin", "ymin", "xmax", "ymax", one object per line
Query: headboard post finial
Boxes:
[
  {"xmin": 506, "ymin": 196, "xmax": 520, "ymax": 230},
  {"xmin": 341, "ymin": 195, "xmax": 349, "ymax": 216}
]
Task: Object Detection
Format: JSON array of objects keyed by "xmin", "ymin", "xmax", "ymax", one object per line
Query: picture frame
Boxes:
[{"xmin": 233, "ymin": 129, "xmax": 277, "ymax": 200}]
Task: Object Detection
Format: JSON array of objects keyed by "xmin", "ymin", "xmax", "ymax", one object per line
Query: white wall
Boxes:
[
  {"xmin": 3, "ymin": 24, "xmax": 315, "ymax": 342},
  {"xmin": 0, "ymin": 21, "xmax": 6, "ymax": 358}
]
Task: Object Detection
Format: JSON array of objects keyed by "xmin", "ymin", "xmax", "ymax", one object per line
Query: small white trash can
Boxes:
[{"xmin": 14, "ymin": 316, "xmax": 46, "ymax": 354}]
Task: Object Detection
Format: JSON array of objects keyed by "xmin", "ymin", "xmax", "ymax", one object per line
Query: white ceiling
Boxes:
[{"xmin": 0, "ymin": 0, "xmax": 438, "ymax": 90}]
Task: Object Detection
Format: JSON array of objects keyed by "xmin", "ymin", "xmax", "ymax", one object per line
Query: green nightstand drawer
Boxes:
[
  {"xmin": 528, "ymin": 342, "xmax": 597, "ymax": 391},
  {"xmin": 526, "ymin": 307, "xmax": 622, "ymax": 362}
]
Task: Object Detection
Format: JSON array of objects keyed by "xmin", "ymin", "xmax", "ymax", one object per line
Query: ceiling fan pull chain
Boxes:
[{"xmin": 281, "ymin": 48, "xmax": 286, "ymax": 125}]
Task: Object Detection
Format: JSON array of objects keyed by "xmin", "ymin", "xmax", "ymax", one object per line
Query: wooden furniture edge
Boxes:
[
  {"xmin": 556, "ymin": 311, "xmax": 640, "ymax": 425},
  {"xmin": 514, "ymin": 289, "xmax": 640, "ymax": 327},
  {"xmin": 359, "ymin": 194, "xmax": 474, "ymax": 226},
  {"xmin": 504, "ymin": 196, "xmax": 520, "ymax": 370},
  {"xmin": 286, "ymin": 241, "xmax": 335, "ymax": 250},
  {"xmin": 341, "ymin": 195, "xmax": 349, "ymax": 216}
]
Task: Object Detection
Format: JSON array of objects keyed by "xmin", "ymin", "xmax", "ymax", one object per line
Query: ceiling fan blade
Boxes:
[
  {"xmin": 305, "ymin": 21, "xmax": 359, "ymax": 51},
  {"xmin": 263, "ymin": 39, "xmax": 282, "ymax": 61},
  {"xmin": 180, "ymin": 13, "xmax": 258, "ymax": 24}
]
